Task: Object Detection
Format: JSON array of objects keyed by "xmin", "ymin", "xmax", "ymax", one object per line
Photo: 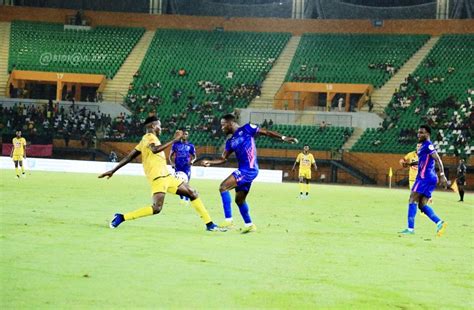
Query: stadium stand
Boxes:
[
  {"xmin": 257, "ymin": 124, "xmax": 353, "ymax": 151},
  {"xmin": 125, "ymin": 29, "xmax": 291, "ymax": 145},
  {"xmin": 352, "ymin": 34, "xmax": 473, "ymax": 156},
  {"xmin": 285, "ymin": 33, "xmax": 430, "ymax": 88},
  {"xmin": 0, "ymin": 101, "xmax": 138, "ymax": 144},
  {"xmin": 8, "ymin": 21, "xmax": 145, "ymax": 78}
]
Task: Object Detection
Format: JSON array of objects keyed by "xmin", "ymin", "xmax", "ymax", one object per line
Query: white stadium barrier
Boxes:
[{"xmin": 0, "ymin": 157, "xmax": 282, "ymax": 183}]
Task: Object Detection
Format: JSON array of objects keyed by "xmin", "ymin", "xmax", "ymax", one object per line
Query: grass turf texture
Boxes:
[{"xmin": 1, "ymin": 171, "xmax": 473, "ymax": 309}]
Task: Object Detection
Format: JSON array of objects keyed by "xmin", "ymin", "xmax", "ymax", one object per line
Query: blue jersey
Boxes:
[
  {"xmin": 225, "ymin": 123, "xmax": 259, "ymax": 173},
  {"xmin": 416, "ymin": 140, "xmax": 437, "ymax": 181},
  {"xmin": 171, "ymin": 141, "xmax": 195, "ymax": 170}
]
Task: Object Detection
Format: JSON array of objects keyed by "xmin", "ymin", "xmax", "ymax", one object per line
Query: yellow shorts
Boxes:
[
  {"xmin": 12, "ymin": 155, "xmax": 24, "ymax": 162},
  {"xmin": 409, "ymin": 180, "xmax": 415, "ymax": 190},
  {"xmin": 299, "ymin": 170, "xmax": 311, "ymax": 179},
  {"xmin": 150, "ymin": 174, "xmax": 183, "ymax": 195}
]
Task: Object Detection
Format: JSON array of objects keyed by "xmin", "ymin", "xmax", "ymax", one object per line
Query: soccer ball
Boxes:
[{"xmin": 174, "ymin": 171, "xmax": 189, "ymax": 183}]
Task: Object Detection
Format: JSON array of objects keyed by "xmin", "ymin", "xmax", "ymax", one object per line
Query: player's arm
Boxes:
[
  {"xmin": 148, "ymin": 130, "xmax": 183, "ymax": 154},
  {"xmin": 201, "ymin": 150, "xmax": 231, "ymax": 167},
  {"xmin": 258, "ymin": 127, "xmax": 298, "ymax": 144},
  {"xmin": 98, "ymin": 149, "xmax": 141, "ymax": 179},
  {"xmin": 292, "ymin": 158, "xmax": 299, "ymax": 171},
  {"xmin": 313, "ymin": 161, "xmax": 318, "ymax": 172},
  {"xmin": 23, "ymin": 140, "xmax": 27, "ymax": 158},
  {"xmin": 431, "ymin": 152, "xmax": 447, "ymax": 188},
  {"xmin": 168, "ymin": 149, "xmax": 175, "ymax": 167},
  {"xmin": 190, "ymin": 152, "xmax": 197, "ymax": 165}
]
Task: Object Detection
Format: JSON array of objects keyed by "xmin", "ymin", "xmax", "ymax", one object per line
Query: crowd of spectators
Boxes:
[
  {"xmin": 375, "ymin": 67, "xmax": 472, "ymax": 155},
  {"xmin": 0, "ymin": 100, "xmax": 144, "ymax": 147},
  {"xmin": 368, "ymin": 61, "xmax": 396, "ymax": 75}
]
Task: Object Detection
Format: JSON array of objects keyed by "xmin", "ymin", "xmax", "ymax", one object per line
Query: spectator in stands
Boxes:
[
  {"xmin": 109, "ymin": 151, "xmax": 118, "ymax": 162},
  {"xmin": 261, "ymin": 119, "xmax": 268, "ymax": 128},
  {"xmin": 319, "ymin": 121, "xmax": 327, "ymax": 131},
  {"xmin": 268, "ymin": 119, "xmax": 273, "ymax": 127},
  {"xmin": 178, "ymin": 68, "xmax": 187, "ymax": 77},
  {"xmin": 338, "ymin": 97, "xmax": 344, "ymax": 112},
  {"xmin": 368, "ymin": 96, "xmax": 374, "ymax": 112},
  {"xmin": 75, "ymin": 10, "xmax": 82, "ymax": 26},
  {"xmin": 425, "ymin": 58, "xmax": 436, "ymax": 68}
]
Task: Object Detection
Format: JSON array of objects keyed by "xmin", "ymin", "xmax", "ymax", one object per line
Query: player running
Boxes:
[
  {"xmin": 292, "ymin": 145, "xmax": 317, "ymax": 199},
  {"xmin": 11, "ymin": 130, "xmax": 27, "ymax": 178},
  {"xmin": 99, "ymin": 116, "xmax": 224, "ymax": 232},
  {"xmin": 201, "ymin": 114, "xmax": 298, "ymax": 233},
  {"xmin": 399, "ymin": 125, "xmax": 448, "ymax": 237},
  {"xmin": 169, "ymin": 130, "xmax": 196, "ymax": 204}
]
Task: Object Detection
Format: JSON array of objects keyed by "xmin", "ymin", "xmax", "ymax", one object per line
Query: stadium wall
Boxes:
[
  {"xmin": 0, "ymin": 156, "xmax": 283, "ymax": 183},
  {"xmin": 92, "ymin": 141, "xmax": 472, "ymax": 189},
  {"xmin": 0, "ymin": 6, "xmax": 473, "ymax": 35}
]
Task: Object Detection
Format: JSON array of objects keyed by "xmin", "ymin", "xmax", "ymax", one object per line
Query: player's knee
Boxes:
[
  {"xmin": 152, "ymin": 203, "xmax": 163, "ymax": 214},
  {"xmin": 219, "ymin": 183, "xmax": 227, "ymax": 193},
  {"xmin": 188, "ymin": 188, "xmax": 199, "ymax": 200},
  {"xmin": 235, "ymin": 197, "xmax": 245, "ymax": 205}
]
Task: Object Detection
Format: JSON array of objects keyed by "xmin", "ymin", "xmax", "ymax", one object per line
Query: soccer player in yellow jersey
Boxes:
[
  {"xmin": 292, "ymin": 145, "xmax": 317, "ymax": 199},
  {"xmin": 10, "ymin": 130, "xmax": 27, "ymax": 178},
  {"xmin": 399, "ymin": 143, "xmax": 421, "ymax": 190},
  {"xmin": 99, "ymin": 116, "xmax": 224, "ymax": 232}
]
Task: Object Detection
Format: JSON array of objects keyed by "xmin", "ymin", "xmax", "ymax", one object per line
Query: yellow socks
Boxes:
[
  {"xmin": 15, "ymin": 167, "xmax": 19, "ymax": 177},
  {"xmin": 190, "ymin": 197, "xmax": 212, "ymax": 224},
  {"xmin": 299, "ymin": 182, "xmax": 304, "ymax": 194},
  {"xmin": 121, "ymin": 199, "xmax": 212, "ymax": 224},
  {"xmin": 124, "ymin": 206, "xmax": 154, "ymax": 221},
  {"xmin": 305, "ymin": 183, "xmax": 310, "ymax": 194},
  {"xmin": 21, "ymin": 165, "xmax": 25, "ymax": 174}
]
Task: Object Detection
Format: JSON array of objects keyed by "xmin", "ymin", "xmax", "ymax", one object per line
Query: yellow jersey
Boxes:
[
  {"xmin": 135, "ymin": 133, "xmax": 170, "ymax": 183},
  {"xmin": 296, "ymin": 153, "xmax": 315, "ymax": 171},
  {"xmin": 12, "ymin": 137, "xmax": 27, "ymax": 157},
  {"xmin": 404, "ymin": 151, "xmax": 418, "ymax": 181}
]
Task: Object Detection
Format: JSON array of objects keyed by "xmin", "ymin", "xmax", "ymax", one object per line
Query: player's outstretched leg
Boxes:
[
  {"xmin": 420, "ymin": 204, "xmax": 446, "ymax": 237},
  {"xmin": 110, "ymin": 193, "xmax": 163, "ymax": 229}
]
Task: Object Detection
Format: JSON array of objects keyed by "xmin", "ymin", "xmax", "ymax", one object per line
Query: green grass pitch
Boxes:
[{"xmin": 1, "ymin": 171, "xmax": 473, "ymax": 309}]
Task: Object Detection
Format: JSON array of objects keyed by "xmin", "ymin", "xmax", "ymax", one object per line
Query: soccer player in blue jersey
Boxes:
[
  {"xmin": 399, "ymin": 125, "xmax": 448, "ymax": 237},
  {"xmin": 169, "ymin": 130, "xmax": 196, "ymax": 203},
  {"xmin": 201, "ymin": 114, "xmax": 298, "ymax": 233}
]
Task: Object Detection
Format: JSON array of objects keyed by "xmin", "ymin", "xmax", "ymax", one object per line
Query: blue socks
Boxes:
[
  {"xmin": 420, "ymin": 205, "xmax": 441, "ymax": 224},
  {"xmin": 408, "ymin": 203, "xmax": 417, "ymax": 229},
  {"xmin": 220, "ymin": 191, "xmax": 232, "ymax": 219},
  {"xmin": 237, "ymin": 202, "xmax": 252, "ymax": 225},
  {"xmin": 221, "ymin": 191, "xmax": 253, "ymax": 224}
]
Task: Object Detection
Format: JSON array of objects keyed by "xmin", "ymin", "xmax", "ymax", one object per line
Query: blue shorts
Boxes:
[
  {"xmin": 411, "ymin": 177, "xmax": 437, "ymax": 198},
  {"xmin": 175, "ymin": 167, "xmax": 191, "ymax": 181},
  {"xmin": 232, "ymin": 169, "xmax": 258, "ymax": 192}
]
